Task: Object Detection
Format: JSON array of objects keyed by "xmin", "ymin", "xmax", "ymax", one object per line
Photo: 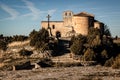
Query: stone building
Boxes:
[{"xmin": 41, "ymin": 10, "xmax": 104, "ymax": 37}]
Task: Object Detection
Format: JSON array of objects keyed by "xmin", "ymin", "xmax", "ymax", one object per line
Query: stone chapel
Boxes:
[{"xmin": 41, "ymin": 10, "xmax": 104, "ymax": 37}]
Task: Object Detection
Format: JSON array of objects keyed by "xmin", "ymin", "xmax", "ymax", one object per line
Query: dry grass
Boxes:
[{"xmin": 8, "ymin": 40, "xmax": 30, "ymax": 47}]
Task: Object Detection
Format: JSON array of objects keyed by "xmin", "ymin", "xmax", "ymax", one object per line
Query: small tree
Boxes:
[
  {"xmin": 0, "ymin": 40, "xmax": 7, "ymax": 51},
  {"xmin": 87, "ymin": 27, "xmax": 102, "ymax": 48},
  {"xmin": 29, "ymin": 29, "xmax": 38, "ymax": 39},
  {"xmin": 30, "ymin": 28, "xmax": 49, "ymax": 50},
  {"xmin": 104, "ymin": 25, "xmax": 111, "ymax": 36},
  {"xmin": 70, "ymin": 40, "xmax": 84, "ymax": 55},
  {"xmin": 70, "ymin": 34, "xmax": 86, "ymax": 55}
]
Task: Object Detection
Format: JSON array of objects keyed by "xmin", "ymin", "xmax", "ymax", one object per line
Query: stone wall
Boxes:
[
  {"xmin": 41, "ymin": 21, "xmax": 72, "ymax": 37},
  {"xmin": 72, "ymin": 16, "xmax": 89, "ymax": 35}
]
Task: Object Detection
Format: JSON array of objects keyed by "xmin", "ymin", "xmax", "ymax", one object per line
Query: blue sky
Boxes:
[{"xmin": 0, "ymin": 0, "xmax": 120, "ymax": 37}]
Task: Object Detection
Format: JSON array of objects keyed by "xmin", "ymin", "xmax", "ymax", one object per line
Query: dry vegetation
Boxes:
[
  {"xmin": 0, "ymin": 40, "xmax": 120, "ymax": 80},
  {"xmin": 0, "ymin": 28, "xmax": 120, "ymax": 80}
]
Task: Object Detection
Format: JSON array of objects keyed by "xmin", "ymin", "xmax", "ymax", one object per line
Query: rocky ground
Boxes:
[
  {"xmin": 0, "ymin": 40, "xmax": 120, "ymax": 80},
  {"xmin": 0, "ymin": 66, "xmax": 120, "ymax": 80}
]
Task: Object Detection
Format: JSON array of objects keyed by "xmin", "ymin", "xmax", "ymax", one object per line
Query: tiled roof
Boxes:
[{"xmin": 74, "ymin": 12, "xmax": 94, "ymax": 17}]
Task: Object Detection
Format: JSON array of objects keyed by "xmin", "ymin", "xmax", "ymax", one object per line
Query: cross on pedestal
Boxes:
[
  {"xmin": 46, "ymin": 14, "xmax": 51, "ymax": 29},
  {"xmin": 46, "ymin": 14, "xmax": 52, "ymax": 36}
]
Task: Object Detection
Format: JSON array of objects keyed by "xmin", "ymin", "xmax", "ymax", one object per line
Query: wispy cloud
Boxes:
[
  {"xmin": 13, "ymin": 5, "xmax": 27, "ymax": 9},
  {"xmin": 22, "ymin": 0, "xmax": 56, "ymax": 20},
  {"xmin": 0, "ymin": 0, "xmax": 56, "ymax": 21},
  {"xmin": 22, "ymin": 0, "xmax": 43, "ymax": 20},
  {"xmin": 48, "ymin": 9, "xmax": 56, "ymax": 15},
  {"xmin": 0, "ymin": 3, "xmax": 19, "ymax": 20}
]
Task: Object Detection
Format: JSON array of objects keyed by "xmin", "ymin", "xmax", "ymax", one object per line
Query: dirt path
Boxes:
[{"xmin": 0, "ymin": 66, "xmax": 120, "ymax": 80}]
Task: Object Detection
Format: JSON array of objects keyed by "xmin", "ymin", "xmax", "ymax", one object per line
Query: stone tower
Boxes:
[
  {"xmin": 72, "ymin": 12, "xmax": 94, "ymax": 35},
  {"xmin": 63, "ymin": 11, "xmax": 73, "ymax": 27}
]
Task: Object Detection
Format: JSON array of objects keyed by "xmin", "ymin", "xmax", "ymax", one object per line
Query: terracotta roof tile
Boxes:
[{"xmin": 74, "ymin": 12, "xmax": 94, "ymax": 17}]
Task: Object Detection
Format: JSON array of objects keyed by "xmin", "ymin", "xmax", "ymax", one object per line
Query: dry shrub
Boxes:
[
  {"xmin": 19, "ymin": 48, "xmax": 33, "ymax": 56},
  {"xmin": 84, "ymin": 48, "xmax": 96, "ymax": 61},
  {"xmin": 101, "ymin": 49, "xmax": 108, "ymax": 59},
  {"xmin": 104, "ymin": 57, "xmax": 114, "ymax": 67},
  {"xmin": 112, "ymin": 54, "xmax": 120, "ymax": 69}
]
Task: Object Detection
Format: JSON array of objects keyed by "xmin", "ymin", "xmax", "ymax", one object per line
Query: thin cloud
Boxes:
[
  {"xmin": 22, "ymin": 0, "xmax": 41, "ymax": 20},
  {"xmin": 0, "ymin": 3, "xmax": 19, "ymax": 20},
  {"xmin": 48, "ymin": 9, "xmax": 56, "ymax": 15},
  {"xmin": 0, "ymin": 0, "xmax": 56, "ymax": 21},
  {"xmin": 13, "ymin": 5, "xmax": 27, "ymax": 9},
  {"xmin": 22, "ymin": 0, "xmax": 56, "ymax": 20}
]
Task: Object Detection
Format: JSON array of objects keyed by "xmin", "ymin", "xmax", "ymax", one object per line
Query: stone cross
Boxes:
[{"xmin": 46, "ymin": 14, "xmax": 51, "ymax": 29}]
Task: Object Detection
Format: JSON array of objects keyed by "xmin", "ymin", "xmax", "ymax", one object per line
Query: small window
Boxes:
[
  {"xmin": 52, "ymin": 25, "xmax": 55, "ymax": 29},
  {"xmin": 69, "ymin": 13, "xmax": 71, "ymax": 16},
  {"xmin": 65, "ymin": 12, "xmax": 67, "ymax": 16}
]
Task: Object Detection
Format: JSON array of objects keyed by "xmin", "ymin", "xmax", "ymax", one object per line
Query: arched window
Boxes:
[
  {"xmin": 69, "ymin": 13, "xmax": 71, "ymax": 16},
  {"xmin": 56, "ymin": 31, "xmax": 61, "ymax": 39},
  {"xmin": 52, "ymin": 25, "xmax": 55, "ymax": 29},
  {"xmin": 65, "ymin": 12, "xmax": 67, "ymax": 16}
]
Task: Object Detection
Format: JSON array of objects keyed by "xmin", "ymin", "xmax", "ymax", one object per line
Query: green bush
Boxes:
[
  {"xmin": 30, "ymin": 28, "xmax": 49, "ymax": 50},
  {"xmin": 70, "ymin": 34, "xmax": 86, "ymax": 55},
  {"xmin": 70, "ymin": 40, "xmax": 84, "ymax": 55},
  {"xmin": 87, "ymin": 28, "xmax": 102, "ymax": 48}
]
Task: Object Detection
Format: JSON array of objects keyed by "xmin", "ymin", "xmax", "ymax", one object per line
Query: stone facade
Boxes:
[{"xmin": 41, "ymin": 11, "xmax": 104, "ymax": 37}]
